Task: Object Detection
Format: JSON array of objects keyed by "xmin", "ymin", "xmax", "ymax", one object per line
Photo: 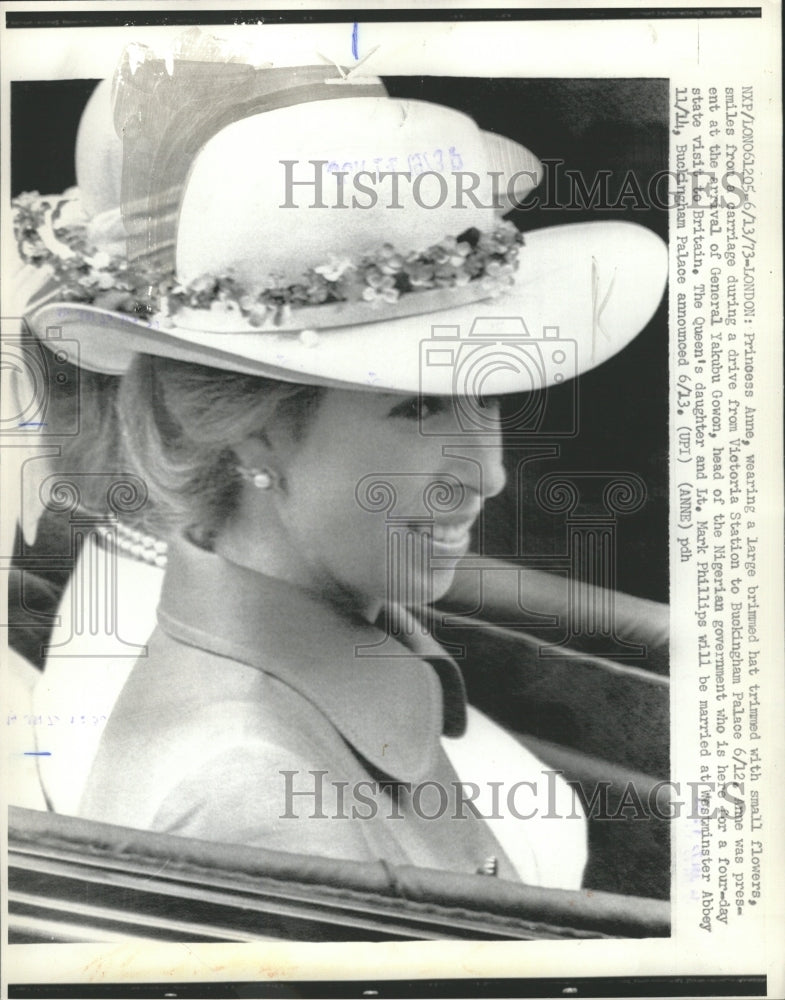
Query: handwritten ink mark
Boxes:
[{"xmin": 352, "ymin": 22, "xmax": 359, "ymax": 60}]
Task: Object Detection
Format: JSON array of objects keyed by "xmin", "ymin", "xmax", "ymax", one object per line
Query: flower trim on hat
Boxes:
[{"xmin": 13, "ymin": 189, "xmax": 524, "ymax": 328}]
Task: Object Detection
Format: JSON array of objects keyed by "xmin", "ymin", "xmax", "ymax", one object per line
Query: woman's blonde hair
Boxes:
[{"xmin": 116, "ymin": 355, "xmax": 324, "ymax": 539}]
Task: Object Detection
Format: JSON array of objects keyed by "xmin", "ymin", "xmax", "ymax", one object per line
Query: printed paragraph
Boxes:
[{"xmin": 672, "ymin": 84, "xmax": 763, "ymax": 933}]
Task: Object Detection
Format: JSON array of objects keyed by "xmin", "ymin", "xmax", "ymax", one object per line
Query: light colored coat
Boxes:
[{"xmin": 76, "ymin": 537, "xmax": 585, "ymax": 886}]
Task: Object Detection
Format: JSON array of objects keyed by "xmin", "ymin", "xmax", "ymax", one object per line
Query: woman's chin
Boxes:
[
  {"xmin": 374, "ymin": 565, "xmax": 457, "ymax": 612},
  {"xmin": 426, "ymin": 566, "xmax": 459, "ymax": 604}
]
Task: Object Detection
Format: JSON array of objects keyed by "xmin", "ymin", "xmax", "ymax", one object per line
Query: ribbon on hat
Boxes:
[
  {"xmin": 114, "ymin": 47, "xmax": 388, "ymax": 276},
  {"xmin": 15, "ymin": 32, "xmax": 547, "ymax": 342}
]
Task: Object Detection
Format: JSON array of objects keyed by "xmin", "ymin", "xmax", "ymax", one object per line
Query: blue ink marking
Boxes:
[
  {"xmin": 352, "ymin": 22, "xmax": 359, "ymax": 60},
  {"xmin": 24, "ymin": 751, "xmax": 51, "ymax": 756},
  {"xmin": 325, "ymin": 149, "xmax": 461, "ymax": 176},
  {"xmin": 19, "ymin": 422, "xmax": 47, "ymax": 427}
]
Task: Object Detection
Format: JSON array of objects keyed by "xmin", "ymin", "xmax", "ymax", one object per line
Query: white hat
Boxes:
[{"xmin": 17, "ymin": 50, "xmax": 667, "ymax": 396}]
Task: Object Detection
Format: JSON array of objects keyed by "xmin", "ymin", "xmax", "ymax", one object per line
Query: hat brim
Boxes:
[{"xmin": 28, "ymin": 221, "xmax": 666, "ymax": 396}]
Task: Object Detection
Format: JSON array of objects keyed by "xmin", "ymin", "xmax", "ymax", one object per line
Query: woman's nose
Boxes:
[
  {"xmin": 478, "ymin": 410, "xmax": 506, "ymax": 501},
  {"xmin": 449, "ymin": 402, "xmax": 506, "ymax": 502}
]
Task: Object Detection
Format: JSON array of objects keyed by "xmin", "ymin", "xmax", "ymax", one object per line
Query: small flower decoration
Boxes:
[
  {"xmin": 403, "ymin": 258, "xmax": 435, "ymax": 288},
  {"xmin": 362, "ymin": 270, "xmax": 399, "ymax": 306},
  {"xmin": 313, "ymin": 256, "xmax": 354, "ymax": 282},
  {"xmin": 376, "ymin": 243, "xmax": 405, "ymax": 276},
  {"xmin": 480, "ymin": 260, "xmax": 516, "ymax": 296}
]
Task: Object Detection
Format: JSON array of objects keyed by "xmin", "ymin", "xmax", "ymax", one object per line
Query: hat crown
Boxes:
[{"xmin": 175, "ymin": 98, "xmax": 497, "ymax": 291}]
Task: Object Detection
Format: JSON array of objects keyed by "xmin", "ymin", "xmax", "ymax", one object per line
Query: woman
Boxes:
[{"xmin": 15, "ymin": 43, "xmax": 667, "ymax": 888}]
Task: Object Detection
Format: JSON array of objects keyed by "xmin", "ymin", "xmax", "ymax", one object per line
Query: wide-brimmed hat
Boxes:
[{"xmin": 16, "ymin": 45, "xmax": 667, "ymax": 396}]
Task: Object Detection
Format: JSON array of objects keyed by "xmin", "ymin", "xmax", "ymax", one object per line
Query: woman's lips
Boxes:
[
  {"xmin": 431, "ymin": 521, "xmax": 472, "ymax": 546},
  {"xmin": 409, "ymin": 518, "xmax": 476, "ymax": 556}
]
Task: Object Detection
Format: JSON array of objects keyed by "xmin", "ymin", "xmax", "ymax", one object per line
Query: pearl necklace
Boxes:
[{"xmin": 96, "ymin": 521, "xmax": 168, "ymax": 569}]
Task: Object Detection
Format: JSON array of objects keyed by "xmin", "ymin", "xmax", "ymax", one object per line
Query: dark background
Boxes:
[
  {"xmin": 386, "ymin": 78, "xmax": 669, "ymax": 604},
  {"xmin": 11, "ymin": 77, "xmax": 669, "ymax": 603}
]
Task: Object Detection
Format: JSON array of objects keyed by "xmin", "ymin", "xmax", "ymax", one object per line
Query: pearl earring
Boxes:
[{"xmin": 238, "ymin": 466, "xmax": 273, "ymax": 490}]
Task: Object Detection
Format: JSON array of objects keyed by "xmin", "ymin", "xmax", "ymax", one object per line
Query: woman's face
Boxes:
[{"xmin": 271, "ymin": 387, "xmax": 506, "ymax": 615}]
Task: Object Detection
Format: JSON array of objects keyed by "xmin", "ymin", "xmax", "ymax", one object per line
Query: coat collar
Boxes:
[{"xmin": 156, "ymin": 536, "xmax": 467, "ymax": 784}]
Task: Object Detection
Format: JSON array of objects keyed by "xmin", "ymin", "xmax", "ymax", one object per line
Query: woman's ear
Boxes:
[
  {"xmin": 232, "ymin": 436, "xmax": 285, "ymax": 494},
  {"xmin": 233, "ymin": 434, "xmax": 269, "ymax": 466},
  {"xmin": 231, "ymin": 385, "xmax": 319, "ymax": 493}
]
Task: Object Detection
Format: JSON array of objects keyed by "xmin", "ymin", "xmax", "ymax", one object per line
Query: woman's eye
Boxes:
[
  {"xmin": 475, "ymin": 394, "xmax": 500, "ymax": 411},
  {"xmin": 389, "ymin": 396, "xmax": 447, "ymax": 421}
]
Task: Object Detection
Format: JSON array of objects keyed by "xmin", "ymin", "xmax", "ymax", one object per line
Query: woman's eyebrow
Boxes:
[
  {"xmin": 386, "ymin": 395, "xmax": 449, "ymax": 416},
  {"xmin": 385, "ymin": 394, "xmax": 420, "ymax": 416}
]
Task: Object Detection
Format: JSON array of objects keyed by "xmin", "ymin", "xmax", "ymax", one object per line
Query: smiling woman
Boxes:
[
  {"xmin": 115, "ymin": 357, "xmax": 503, "ymax": 610},
  {"xmin": 10, "ymin": 36, "xmax": 669, "ymax": 910},
  {"xmin": 217, "ymin": 385, "xmax": 504, "ymax": 614},
  {"xmin": 70, "ymin": 353, "xmax": 587, "ymax": 886}
]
